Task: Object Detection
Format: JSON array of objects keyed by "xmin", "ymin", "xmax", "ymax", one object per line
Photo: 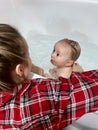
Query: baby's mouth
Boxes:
[{"xmin": 51, "ymin": 59, "xmax": 55, "ymax": 64}]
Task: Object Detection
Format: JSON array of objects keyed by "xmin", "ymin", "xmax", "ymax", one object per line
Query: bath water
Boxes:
[{"xmin": 27, "ymin": 34, "xmax": 98, "ymax": 72}]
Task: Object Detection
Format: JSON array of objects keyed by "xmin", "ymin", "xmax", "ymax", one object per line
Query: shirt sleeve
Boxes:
[{"xmin": 18, "ymin": 70, "xmax": 98, "ymax": 129}]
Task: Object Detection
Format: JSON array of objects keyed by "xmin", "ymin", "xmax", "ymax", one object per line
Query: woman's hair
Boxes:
[
  {"xmin": 57, "ymin": 38, "xmax": 81, "ymax": 61},
  {"xmin": 0, "ymin": 24, "xmax": 28, "ymax": 91}
]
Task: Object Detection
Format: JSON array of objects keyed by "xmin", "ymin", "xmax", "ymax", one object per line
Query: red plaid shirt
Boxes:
[{"xmin": 0, "ymin": 70, "xmax": 98, "ymax": 130}]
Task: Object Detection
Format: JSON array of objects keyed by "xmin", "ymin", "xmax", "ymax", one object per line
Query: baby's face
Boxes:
[{"xmin": 50, "ymin": 42, "xmax": 71, "ymax": 67}]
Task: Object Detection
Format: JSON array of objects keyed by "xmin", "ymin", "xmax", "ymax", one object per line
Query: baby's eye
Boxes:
[{"xmin": 57, "ymin": 53, "xmax": 60, "ymax": 56}]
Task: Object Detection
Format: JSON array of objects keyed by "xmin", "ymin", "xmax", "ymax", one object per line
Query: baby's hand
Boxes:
[
  {"xmin": 43, "ymin": 69, "xmax": 54, "ymax": 78},
  {"xmin": 49, "ymin": 68, "xmax": 56, "ymax": 75},
  {"xmin": 43, "ymin": 68, "xmax": 57, "ymax": 78}
]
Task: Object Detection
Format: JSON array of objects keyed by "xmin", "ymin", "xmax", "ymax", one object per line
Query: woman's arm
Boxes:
[{"xmin": 31, "ymin": 63, "xmax": 44, "ymax": 76}]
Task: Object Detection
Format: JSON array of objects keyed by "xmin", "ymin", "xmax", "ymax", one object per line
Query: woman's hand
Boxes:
[{"xmin": 73, "ymin": 63, "xmax": 84, "ymax": 72}]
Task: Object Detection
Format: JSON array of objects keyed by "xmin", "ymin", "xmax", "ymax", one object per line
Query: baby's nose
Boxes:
[{"xmin": 51, "ymin": 54, "xmax": 55, "ymax": 59}]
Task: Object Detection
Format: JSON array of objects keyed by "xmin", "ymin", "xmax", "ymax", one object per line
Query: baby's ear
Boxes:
[
  {"xmin": 65, "ymin": 60, "xmax": 74, "ymax": 67},
  {"xmin": 15, "ymin": 64, "xmax": 24, "ymax": 76}
]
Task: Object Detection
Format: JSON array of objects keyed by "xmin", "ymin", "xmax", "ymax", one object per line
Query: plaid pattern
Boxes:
[{"xmin": 0, "ymin": 70, "xmax": 98, "ymax": 129}]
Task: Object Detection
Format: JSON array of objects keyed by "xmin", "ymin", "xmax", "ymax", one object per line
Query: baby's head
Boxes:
[
  {"xmin": 0, "ymin": 24, "xmax": 31, "ymax": 91},
  {"xmin": 59, "ymin": 38, "xmax": 81, "ymax": 61},
  {"xmin": 51, "ymin": 38, "xmax": 81, "ymax": 67}
]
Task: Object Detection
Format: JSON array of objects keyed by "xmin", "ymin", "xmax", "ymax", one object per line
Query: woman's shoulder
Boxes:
[{"xmin": 73, "ymin": 69, "xmax": 98, "ymax": 77}]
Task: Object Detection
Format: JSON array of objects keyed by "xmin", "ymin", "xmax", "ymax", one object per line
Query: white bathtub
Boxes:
[{"xmin": 0, "ymin": 0, "xmax": 98, "ymax": 129}]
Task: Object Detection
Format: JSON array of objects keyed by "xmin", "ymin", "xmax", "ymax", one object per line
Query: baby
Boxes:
[{"xmin": 44, "ymin": 38, "xmax": 83, "ymax": 79}]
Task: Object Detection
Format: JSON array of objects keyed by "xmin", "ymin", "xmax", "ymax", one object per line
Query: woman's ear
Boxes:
[
  {"xmin": 65, "ymin": 60, "xmax": 74, "ymax": 67},
  {"xmin": 15, "ymin": 64, "xmax": 24, "ymax": 76}
]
